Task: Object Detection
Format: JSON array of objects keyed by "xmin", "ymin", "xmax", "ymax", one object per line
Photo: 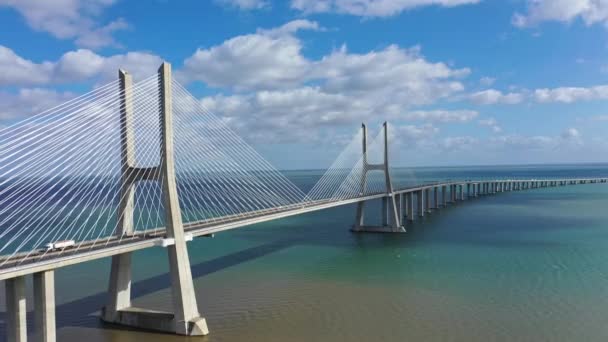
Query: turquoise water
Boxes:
[{"xmin": 5, "ymin": 164, "xmax": 608, "ymax": 341}]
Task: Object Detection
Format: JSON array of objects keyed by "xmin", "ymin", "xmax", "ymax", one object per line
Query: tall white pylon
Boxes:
[
  {"xmin": 101, "ymin": 63, "xmax": 208, "ymax": 336},
  {"xmin": 352, "ymin": 122, "xmax": 405, "ymax": 233}
]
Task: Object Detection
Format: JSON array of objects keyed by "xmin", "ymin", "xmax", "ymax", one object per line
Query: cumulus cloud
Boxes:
[
  {"xmin": 469, "ymin": 89, "xmax": 524, "ymax": 105},
  {"xmin": 480, "ymin": 76, "xmax": 496, "ymax": 86},
  {"xmin": 0, "ymin": 0, "xmax": 127, "ymax": 48},
  {"xmin": 0, "ymin": 88, "xmax": 76, "ymax": 120},
  {"xmin": 490, "ymin": 134, "xmax": 557, "ymax": 150},
  {"xmin": 399, "ymin": 110, "xmax": 478, "ymax": 123},
  {"xmin": 513, "ymin": 0, "xmax": 608, "ymax": 28},
  {"xmin": 489, "ymin": 128, "xmax": 585, "ymax": 150},
  {"xmin": 214, "ymin": 0, "xmax": 269, "ymax": 9},
  {"xmin": 440, "ymin": 136, "xmax": 478, "ymax": 150},
  {"xmin": 314, "ymin": 45, "xmax": 469, "ymax": 105},
  {"xmin": 0, "ymin": 45, "xmax": 163, "ymax": 86},
  {"xmin": 478, "ymin": 118, "xmax": 502, "ymax": 133},
  {"xmin": 181, "ymin": 22, "xmax": 468, "ymax": 95},
  {"xmin": 178, "ymin": 20, "xmax": 319, "ymax": 90},
  {"xmin": 534, "ymin": 85, "xmax": 608, "ymax": 103},
  {"xmin": 561, "ymin": 127, "xmax": 583, "ymax": 145},
  {"xmin": 290, "ymin": 0, "xmax": 481, "ymax": 17},
  {"xmin": 181, "ymin": 21, "xmax": 471, "ymax": 142},
  {"xmin": 0, "ymin": 46, "xmax": 54, "ymax": 86},
  {"xmin": 467, "ymin": 84, "xmax": 608, "ymax": 105}
]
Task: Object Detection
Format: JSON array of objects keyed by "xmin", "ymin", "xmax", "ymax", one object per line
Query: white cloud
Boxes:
[
  {"xmin": 182, "ymin": 21, "xmax": 470, "ymax": 142},
  {"xmin": 0, "ymin": 88, "xmax": 76, "ymax": 120},
  {"xmin": 513, "ymin": 0, "xmax": 608, "ymax": 28},
  {"xmin": 291, "ymin": 0, "xmax": 481, "ymax": 17},
  {"xmin": 0, "ymin": 45, "xmax": 163, "ymax": 86},
  {"xmin": 179, "ymin": 20, "xmax": 318, "ymax": 90},
  {"xmin": 534, "ymin": 85, "xmax": 608, "ymax": 103},
  {"xmin": 561, "ymin": 127, "xmax": 582, "ymax": 142},
  {"xmin": 315, "ymin": 45, "xmax": 469, "ymax": 106},
  {"xmin": 0, "ymin": 0, "xmax": 127, "ymax": 48},
  {"xmin": 440, "ymin": 136, "xmax": 478, "ymax": 150},
  {"xmin": 478, "ymin": 118, "xmax": 502, "ymax": 133},
  {"xmin": 479, "ymin": 76, "xmax": 496, "ymax": 86},
  {"xmin": 490, "ymin": 134, "xmax": 557, "ymax": 150},
  {"xmin": 215, "ymin": 0, "xmax": 269, "ymax": 10},
  {"xmin": 394, "ymin": 124, "xmax": 440, "ymax": 146},
  {"xmin": 180, "ymin": 22, "xmax": 469, "ymax": 96},
  {"xmin": 0, "ymin": 46, "xmax": 54, "ymax": 86},
  {"xmin": 469, "ymin": 89, "xmax": 524, "ymax": 105},
  {"xmin": 201, "ymin": 86, "xmax": 373, "ymax": 142},
  {"xmin": 257, "ymin": 19, "xmax": 324, "ymax": 37},
  {"xmin": 399, "ymin": 110, "xmax": 478, "ymax": 123}
]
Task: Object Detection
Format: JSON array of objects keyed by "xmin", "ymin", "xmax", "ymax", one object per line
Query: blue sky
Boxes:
[{"xmin": 0, "ymin": 0, "xmax": 607, "ymax": 169}]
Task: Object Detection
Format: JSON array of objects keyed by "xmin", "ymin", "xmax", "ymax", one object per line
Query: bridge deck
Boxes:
[{"xmin": 0, "ymin": 177, "xmax": 606, "ymax": 280}]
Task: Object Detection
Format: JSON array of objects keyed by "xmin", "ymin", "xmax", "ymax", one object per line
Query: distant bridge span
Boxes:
[{"xmin": 1, "ymin": 62, "xmax": 606, "ymax": 342}]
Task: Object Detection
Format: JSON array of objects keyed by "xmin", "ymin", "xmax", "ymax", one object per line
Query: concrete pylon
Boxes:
[
  {"xmin": 101, "ymin": 63, "xmax": 208, "ymax": 336},
  {"xmin": 353, "ymin": 122, "xmax": 404, "ymax": 233}
]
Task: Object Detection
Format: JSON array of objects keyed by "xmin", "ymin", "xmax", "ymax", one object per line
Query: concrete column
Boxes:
[
  {"xmin": 442, "ymin": 186, "xmax": 447, "ymax": 206},
  {"xmin": 433, "ymin": 187, "xmax": 438, "ymax": 209},
  {"xmin": 382, "ymin": 123, "xmax": 402, "ymax": 230},
  {"xmin": 34, "ymin": 271, "xmax": 56, "ymax": 342},
  {"xmin": 417, "ymin": 190, "xmax": 424, "ymax": 217},
  {"xmin": 104, "ymin": 70, "xmax": 136, "ymax": 322},
  {"xmin": 406, "ymin": 192, "xmax": 414, "ymax": 221},
  {"xmin": 425, "ymin": 188, "xmax": 431, "ymax": 213},
  {"xmin": 159, "ymin": 63, "xmax": 208, "ymax": 335},
  {"xmin": 381, "ymin": 196, "xmax": 388, "ymax": 226},
  {"xmin": 460, "ymin": 184, "xmax": 464, "ymax": 200},
  {"xmin": 6, "ymin": 276, "xmax": 27, "ymax": 342},
  {"xmin": 396, "ymin": 194, "xmax": 403, "ymax": 223},
  {"xmin": 353, "ymin": 124, "xmax": 367, "ymax": 230}
]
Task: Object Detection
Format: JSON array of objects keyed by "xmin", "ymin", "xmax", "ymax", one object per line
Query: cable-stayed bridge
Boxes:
[{"xmin": 1, "ymin": 63, "xmax": 606, "ymax": 342}]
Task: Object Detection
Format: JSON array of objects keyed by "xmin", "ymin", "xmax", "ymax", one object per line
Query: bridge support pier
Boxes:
[
  {"xmin": 6, "ymin": 276, "xmax": 27, "ymax": 342},
  {"xmin": 34, "ymin": 271, "xmax": 56, "ymax": 342},
  {"xmin": 417, "ymin": 190, "xmax": 424, "ymax": 217},
  {"xmin": 101, "ymin": 63, "xmax": 208, "ymax": 336},
  {"xmin": 352, "ymin": 123, "xmax": 404, "ymax": 233}
]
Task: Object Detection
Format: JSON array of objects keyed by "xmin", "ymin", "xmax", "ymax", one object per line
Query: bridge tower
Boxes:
[
  {"xmin": 101, "ymin": 63, "xmax": 208, "ymax": 335},
  {"xmin": 352, "ymin": 122, "xmax": 405, "ymax": 233}
]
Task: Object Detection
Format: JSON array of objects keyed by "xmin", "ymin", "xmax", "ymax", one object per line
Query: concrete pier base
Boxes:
[{"xmin": 101, "ymin": 307, "xmax": 208, "ymax": 335}]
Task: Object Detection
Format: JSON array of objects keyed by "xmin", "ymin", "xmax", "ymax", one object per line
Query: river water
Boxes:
[{"xmin": 4, "ymin": 164, "xmax": 608, "ymax": 341}]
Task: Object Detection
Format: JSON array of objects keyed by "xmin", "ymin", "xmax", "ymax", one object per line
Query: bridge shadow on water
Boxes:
[
  {"xmin": 0, "ymin": 236, "xmax": 316, "ymax": 340},
  {"xmin": 0, "ymin": 223, "xmax": 424, "ymax": 340}
]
